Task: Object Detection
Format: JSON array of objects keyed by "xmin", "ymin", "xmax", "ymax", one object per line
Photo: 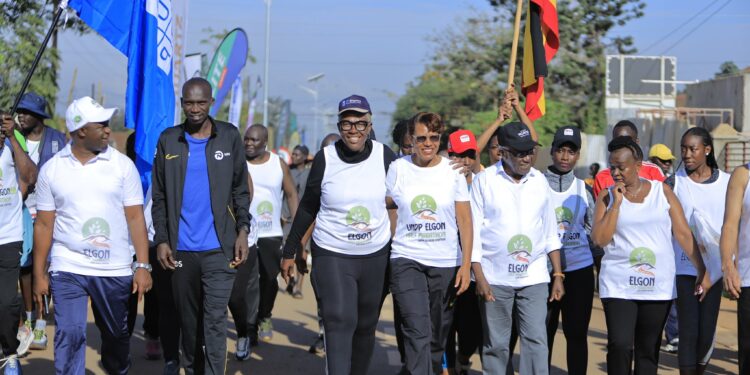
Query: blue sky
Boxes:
[{"xmin": 55, "ymin": 0, "xmax": 749, "ymax": 144}]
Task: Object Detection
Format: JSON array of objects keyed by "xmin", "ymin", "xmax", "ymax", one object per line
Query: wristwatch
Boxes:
[{"xmin": 132, "ymin": 262, "xmax": 153, "ymax": 273}]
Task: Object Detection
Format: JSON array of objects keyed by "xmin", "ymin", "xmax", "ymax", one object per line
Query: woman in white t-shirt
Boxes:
[
  {"xmin": 592, "ymin": 136, "xmax": 709, "ymax": 375},
  {"xmin": 386, "ymin": 112, "xmax": 473, "ymax": 374},
  {"xmin": 666, "ymin": 127, "xmax": 728, "ymax": 374},
  {"xmin": 720, "ymin": 162, "xmax": 750, "ymax": 374}
]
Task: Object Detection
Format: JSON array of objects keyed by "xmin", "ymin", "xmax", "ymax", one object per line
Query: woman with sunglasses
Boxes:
[
  {"xmin": 386, "ymin": 112, "xmax": 473, "ymax": 374},
  {"xmin": 281, "ymin": 95, "xmax": 397, "ymax": 375},
  {"xmin": 592, "ymin": 136, "xmax": 709, "ymax": 375}
]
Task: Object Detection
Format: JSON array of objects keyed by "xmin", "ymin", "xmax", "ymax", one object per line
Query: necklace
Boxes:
[{"xmin": 624, "ymin": 179, "xmax": 643, "ymax": 199}]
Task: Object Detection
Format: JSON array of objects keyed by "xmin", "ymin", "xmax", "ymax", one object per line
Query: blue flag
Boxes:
[{"xmin": 69, "ymin": 0, "xmax": 175, "ymax": 193}]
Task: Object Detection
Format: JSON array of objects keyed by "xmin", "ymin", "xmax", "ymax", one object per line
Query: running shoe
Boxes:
[
  {"xmin": 292, "ymin": 290, "xmax": 303, "ymax": 299},
  {"xmin": 235, "ymin": 337, "xmax": 250, "ymax": 361},
  {"xmin": 15, "ymin": 326, "xmax": 32, "ymax": 357},
  {"xmin": 0, "ymin": 354, "xmax": 22, "ymax": 375},
  {"xmin": 258, "ymin": 319, "xmax": 273, "ymax": 341},
  {"xmin": 29, "ymin": 328, "xmax": 47, "ymax": 350},
  {"xmin": 163, "ymin": 360, "xmax": 179, "ymax": 375},
  {"xmin": 145, "ymin": 337, "xmax": 162, "ymax": 360},
  {"xmin": 661, "ymin": 338, "xmax": 678, "ymax": 353},
  {"xmin": 285, "ymin": 277, "xmax": 296, "ymax": 295},
  {"xmin": 308, "ymin": 334, "xmax": 325, "ymax": 354}
]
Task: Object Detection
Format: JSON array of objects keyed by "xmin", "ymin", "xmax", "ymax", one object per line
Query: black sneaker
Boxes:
[{"xmin": 308, "ymin": 334, "xmax": 325, "ymax": 354}]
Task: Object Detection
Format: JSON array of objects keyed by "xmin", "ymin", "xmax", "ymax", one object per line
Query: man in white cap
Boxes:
[{"xmin": 31, "ymin": 96, "xmax": 152, "ymax": 374}]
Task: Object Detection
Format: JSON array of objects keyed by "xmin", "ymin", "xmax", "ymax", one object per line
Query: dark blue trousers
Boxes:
[{"xmin": 50, "ymin": 271, "xmax": 132, "ymax": 375}]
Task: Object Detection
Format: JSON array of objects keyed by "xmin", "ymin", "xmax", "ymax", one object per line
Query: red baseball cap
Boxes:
[{"xmin": 448, "ymin": 129, "xmax": 478, "ymax": 154}]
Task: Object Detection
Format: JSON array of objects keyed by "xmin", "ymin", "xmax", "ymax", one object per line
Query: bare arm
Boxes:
[
  {"xmin": 664, "ymin": 184, "xmax": 706, "ymax": 275},
  {"xmin": 32, "ymin": 210, "xmax": 55, "ymax": 315},
  {"xmin": 125, "ymin": 205, "xmax": 150, "ymax": 264},
  {"xmin": 280, "ymin": 159, "xmax": 298, "ymax": 219},
  {"xmin": 720, "ymin": 166, "xmax": 748, "ymax": 298},
  {"xmin": 3, "ymin": 122, "xmax": 37, "ymax": 198},
  {"xmin": 455, "ymin": 201, "xmax": 473, "ymax": 268}
]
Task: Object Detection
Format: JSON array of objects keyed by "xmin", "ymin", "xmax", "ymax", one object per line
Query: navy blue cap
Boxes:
[
  {"xmin": 552, "ymin": 126, "xmax": 581, "ymax": 150},
  {"xmin": 17, "ymin": 92, "xmax": 51, "ymax": 119},
  {"xmin": 338, "ymin": 95, "xmax": 371, "ymax": 115},
  {"xmin": 498, "ymin": 122, "xmax": 539, "ymax": 152}
]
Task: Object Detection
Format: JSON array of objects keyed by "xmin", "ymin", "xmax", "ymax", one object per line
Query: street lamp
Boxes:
[
  {"xmin": 299, "ymin": 73, "xmax": 325, "ymax": 149},
  {"xmin": 262, "ymin": 0, "xmax": 272, "ymax": 128}
]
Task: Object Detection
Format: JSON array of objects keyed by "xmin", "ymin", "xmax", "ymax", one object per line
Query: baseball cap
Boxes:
[
  {"xmin": 552, "ymin": 126, "xmax": 581, "ymax": 150},
  {"xmin": 448, "ymin": 129, "xmax": 478, "ymax": 154},
  {"xmin": 649, "ymin": 143, "xmax": 675, "ymax": 160},
  {"xmin": 338, "ymin": 95, "xmax": 371, "ymax": 115},
  {"xmin": 17, "ymin": 92, "xmax": 51, "ymax": 119},
  {"xmin": 65, "ymin": 96, "xmax": 117, "ymax": 133},
  {"xmin": 497, "ymin": 122, "xmax": 538, "ymax": 152}
]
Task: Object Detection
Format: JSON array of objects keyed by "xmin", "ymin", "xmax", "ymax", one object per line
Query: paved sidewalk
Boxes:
[{"xmin": 17, "ymin": 280, "xmax": 739, "ymax": 374}]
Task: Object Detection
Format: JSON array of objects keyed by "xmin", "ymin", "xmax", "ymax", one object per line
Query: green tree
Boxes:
[{"xmin": 715, "ymin": 61, "xmax": 740, "ymax": 78}]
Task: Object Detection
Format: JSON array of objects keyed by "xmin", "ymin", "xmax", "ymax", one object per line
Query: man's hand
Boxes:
[
  {"xmin": 455, "ymin": 265, "xmax": 471, "ymax": 296},
  {"xmin": 231, "ymin": 229, "xmax": 250, "ymax": 268},
  {"xmin": 549, "ymin": 276, "xmax": 565, "ymax": 302},
  {"xmin": 723, "ymin": 262, "xmax": 742, "ymax": 299},
  {"xmin": 132, "ymin": 268, "xmax": 153, "ymax": 301},
  {"xmin": 156, "ymin": 243, "xmax": 176, "ymax": 270},
  {"xmin": 281, "ymin": 258, "xmax": 295, "ymax": 285},
  {"xmin": 33, "ymin": 272, "xmax": 50, "ymax": 317},
  {"xmin": 295, "ymin": 248, "xmax": 308, "ymax": 275},
  {"xmin": 475, "ymin": 278, "xmax": 495, "ymax": 302},
  {"xmin": 1, "ymin": 114, "xmax": 14, "ymax": 137},
  {"xmin": 449, "ymin": 157, "xmax": 472, "ymax": 177}
]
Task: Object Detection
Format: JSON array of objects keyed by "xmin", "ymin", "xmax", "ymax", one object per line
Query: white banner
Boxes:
[
  {"xmin": 246, "ymin": 77, "xmax": 261, "ymax": 128},
  {"xmin": 228, "ymin": 76, "xmax": 243, "ymax": 127},
  {"xmin": 171, "ymin": 0, "xmax": 189, "ymax": 124}
]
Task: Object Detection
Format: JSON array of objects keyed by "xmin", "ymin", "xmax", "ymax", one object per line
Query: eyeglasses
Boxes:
[
  {"xmin": 503, "ymin": 147, "xmax": 535, "ymax": 158},
  {"xmin": 414, "ymin": 135, "xmax": 440, "ymax": 144},
  {"xmin": 337, "ymin": 120, "xmax": 370, "ymax": 131}
]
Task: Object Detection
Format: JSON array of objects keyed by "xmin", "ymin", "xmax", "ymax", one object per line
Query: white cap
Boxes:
[{"xmin": 65, "ymin": 96, "xmax": 117, "ymax": 133}]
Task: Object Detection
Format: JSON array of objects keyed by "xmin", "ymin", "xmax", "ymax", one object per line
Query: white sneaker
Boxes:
[
  {"xmin": 15, "ymin": 326, "xmax": 33, "ymax": 357},
  {"xmin": 235, "ymin": 337, "xmax": 250, "ymax": 361},
  {"xmin": 661, "ymin": 338, "xmax": 678, "ymax": 353},
  {"xmin": 30, "ymin": 328, "xmax": 47, "ymax": 350}
]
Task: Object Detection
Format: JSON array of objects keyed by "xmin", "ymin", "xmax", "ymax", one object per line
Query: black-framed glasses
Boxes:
[
  {"xmin": 414, "ymin": 135, "xmax": 440, "ymax": 144},
  {"xmin": 504, "ymin": 147, "xmax": 535, "ymax": 158},
  {"xmin": 337, "ymin": 120, "xmax": 370, "ymax": 131}
]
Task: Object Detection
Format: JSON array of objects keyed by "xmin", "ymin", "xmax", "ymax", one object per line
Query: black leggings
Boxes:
[
  {"xmin": 546, "ymin": 266, "xmax": 594, "ymax": 374},
  {"xmin": 676, "ymin": 275, "xmax": 722, "ymax": 370},
  {"xmin": 601, "ymin": 298, "xmax": 671, "ymax": 375},
  {"xmin": 311, "ymin": 244, "xmax": 389, "ymax": 375},
  {"xmin": 257, "ymin": 237, "xmax": 283, "ymax": 322},
  {"xmin": 738, "ymin": 287, "xmax": 750, "ymax": 374}
]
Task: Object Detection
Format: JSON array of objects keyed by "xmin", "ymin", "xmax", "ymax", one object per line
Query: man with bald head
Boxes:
[
  {"xmin": 242, "ymin": 124, "xmax": 298, "ymax": 345},
  {"xmin": 151, "ymin": 77, "xmax": 251, "ymax": 375}
]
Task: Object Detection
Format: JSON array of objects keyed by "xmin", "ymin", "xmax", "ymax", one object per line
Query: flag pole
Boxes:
[
  {"xmin": 10, "ymin": 1, "xmax": 67, "ymax": 114},
  {"xmin": 507, "ymin": 0, "xmax": 524, "ymax": 86}
]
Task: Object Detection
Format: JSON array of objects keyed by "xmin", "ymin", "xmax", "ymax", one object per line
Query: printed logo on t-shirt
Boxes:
[
  {"xmin": 345, "ymin": 205, "xmax": 373, "ymax": 244},
  {"xmin": 555, "ymin": 206, "xmax": 582, "ymax": 247},
  {"xmin": 628, "ymin": 247, "xmax": 656, "ymax": 290},
  {"xmin": 404, "ymin": 194, "xmax": 447, "ymax": 242},
  {"xmin": 81, "ymin": 217, "xmax": 112, "ymax": 263},
  {"xmin": 507, "ymin": 234, "xmax": 532, "ymax": 278},
  {"xmin": 256, "ymin": 200, "xmax": 274, "ymax": 232},
  {"xmin": 0, "ymin": 167, "xmax": 18, "ymax": 206}
]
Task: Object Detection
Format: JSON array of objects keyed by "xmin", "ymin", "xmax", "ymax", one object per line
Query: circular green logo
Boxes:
[
  {"xmin": 507, "ymin": 234, "xmax": 533, "ymax": 262},
  {"xmin": 555, "ymin": 207, "xmax": 573, "ymax": 225},
  {"xmin": 82, "ymin": 217, "xmax": 111, "ymax": 248},
  {"xmin": 257, "ymin": 201, "xmax": 274, "ymax": 217},
  {"xmin": 74, "ymin": 115, "xmax": 82, "ymax": 123},
  {"xmin": 346, "ymin": 206, "xmax": 371, "ymax": 231},
  {"xmin": 629, "ymin": 247, "xmax": 656, "ymax": 275},
  {"xmin": 410, "ymin": 194, "xmax": 438, "ymax": 220}
]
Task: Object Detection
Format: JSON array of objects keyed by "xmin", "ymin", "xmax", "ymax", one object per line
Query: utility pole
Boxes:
[{"xmin": 262, "ymin": 0, "xmax": 272, "ymax": 128}]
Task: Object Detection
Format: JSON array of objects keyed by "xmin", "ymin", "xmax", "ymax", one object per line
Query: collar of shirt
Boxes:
[
  {"xmin": 495, "ymin": 160, "xmax": 536, "ymax": 184},
  {"xmin": 58, "ymin": 143, "xmax": 113, "ymax": 164}
]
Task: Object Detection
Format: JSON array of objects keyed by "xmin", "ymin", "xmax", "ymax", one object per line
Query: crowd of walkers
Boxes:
[{"xmin": 1, "ymin": 77, "xmax": 750, "ymax": 375}]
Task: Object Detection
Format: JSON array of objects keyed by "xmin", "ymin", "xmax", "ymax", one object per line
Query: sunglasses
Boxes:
[
  {"xmin": 504, "ymin": 147, "xmax": 535, "ymax": 158},
  {"xmin": 413, "ymin": 135, "xmax": 440, "ymax": 144}
]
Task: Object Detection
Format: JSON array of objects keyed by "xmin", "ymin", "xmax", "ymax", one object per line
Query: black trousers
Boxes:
[
  {"xmin": 228, "ymin": 245, "xmax": 259, "ymax": 337},
  {"xmin": 311, "ymin": 245, "xmax": 389, "ymax": 375},
  {"xmin": 172, "ymin": 250, "xmax": 236, "ymax": 375},
  {"xmin": 602, "ymin": 298, "xmax": 671, "ymax": 375},
  {"xmin": 390, "ymin": 258, "xmax": 457, "ymax": 375},
  {"xmin": 0, "ymin": 242, "xmax": 21, "ymax": 355},
  {"xmin": 739, "ymin": 287, "xmax": 750, "ymax": 374},
  {"xmin": 445, "ymin": 282, "xmax": 483, "ymax": 369},
  {"xmin": 676, "ymin": 275, "xmax": 723, "ymax": 369},
  {"xmin": 152, "ymin": 247, "xmax": 181, "ymax": 362},
  {"xmin": 257, "ymin": 237, "xmax": 282, "ymax": 322},
  {"xmin": 546, "ymin": 266, "xmax": 594, "ymax": 374}
]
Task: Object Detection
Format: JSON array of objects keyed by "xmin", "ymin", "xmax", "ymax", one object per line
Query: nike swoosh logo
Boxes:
[{"xmin": 165, "ymin": 154, "xmax": 179, "ymax": 160}]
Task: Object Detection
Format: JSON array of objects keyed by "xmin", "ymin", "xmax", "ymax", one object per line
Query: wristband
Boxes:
[{"xmin": 552, "ymin": 272, "xmax": 566, "ymax": 280}]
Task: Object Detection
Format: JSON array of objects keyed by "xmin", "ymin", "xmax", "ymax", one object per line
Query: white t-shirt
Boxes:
[
  {"xmin": 36, "ymin": 145, "xmax": 144, "ymax": 277},
  {"xmin": 247, "ymin": 153, "xmax": 284, "ymax": 238},
  {"xmin": 313, "ymin": 141, "xmax": 391, "ymax": 256},
  {"xmin": 25, "ymin": 139, "xmax": 41, "ymax": 216},
  {"xmin": 672, "ymin": 168, "xmax": 729, "ymax": 276},
  {"xmin": 0, "ymin": 145, "xmax": 23, "ymax": 245},
  {"xmin": 600, "ymin": 181, "xmax": 675, "ymax": 300},
  {"xmin": 470, "ymin": 163, "xmax": 562, "ymax": 287},
  {"xmin": 549, "ymin": 178, "xmax": 593, "ymax": 272},
  {"xmin": 738, "ymin": 164, "xmax": 750, "ymax": 287},
  {"xmin": 387, "ymin": 156, "xmax": 469, "ymax": 267}
]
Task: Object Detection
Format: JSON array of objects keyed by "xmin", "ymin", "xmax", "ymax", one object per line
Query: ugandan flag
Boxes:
[{"xmin": 522, "ymin": 0, "xmax": 559, "ymax": 120}]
